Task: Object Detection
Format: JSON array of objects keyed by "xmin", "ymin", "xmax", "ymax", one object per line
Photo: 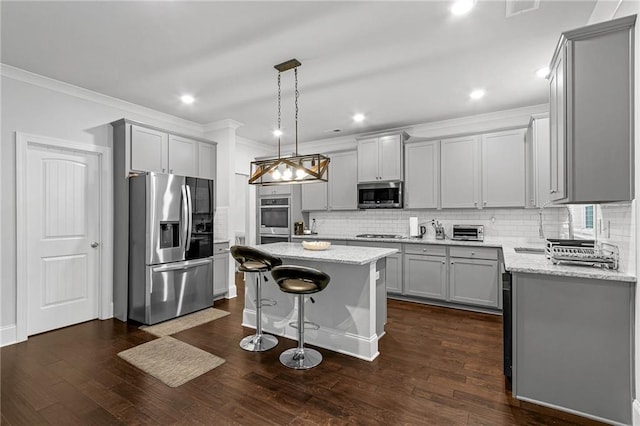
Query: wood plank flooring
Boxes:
[{"xmin": 2, "ymin": 276, "xmax": 605, "ymax": 425}]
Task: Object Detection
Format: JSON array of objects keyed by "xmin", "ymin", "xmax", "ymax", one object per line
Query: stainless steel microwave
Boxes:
[{"xmin": 358, "ymin": 182, "xmax": 403, "ymax": 209}]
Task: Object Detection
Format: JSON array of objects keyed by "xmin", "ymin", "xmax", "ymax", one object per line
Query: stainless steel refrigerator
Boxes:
[{"xmin": 128, "ymin": 172, "xmax": 214, "ymax": 325}]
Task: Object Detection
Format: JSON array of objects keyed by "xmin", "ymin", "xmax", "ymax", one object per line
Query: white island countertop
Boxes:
[{"xmin": 255, "ymin": 242, "xmax": 398, "ymax": 265}]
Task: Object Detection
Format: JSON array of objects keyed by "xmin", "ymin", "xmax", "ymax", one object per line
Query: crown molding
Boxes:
[
  {"xmin": 1, "ymin": 63, "xmax": 204, "ymax": 135},
  {"xmin": 237, "ymin": 136, "xmax": 273, "ymax": 152},
  {"xmin": 203, "ymin": 119, "xmax": 244, "ymax": 132}
]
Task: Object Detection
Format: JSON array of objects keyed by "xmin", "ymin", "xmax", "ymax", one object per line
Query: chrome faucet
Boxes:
[
  {"xmin": 538, "ymin": 200, "xmax": 553, "ymax": 239},
  {"xmin": 566, "ymin": 206, "xmax": 574, "ymax": 240}
]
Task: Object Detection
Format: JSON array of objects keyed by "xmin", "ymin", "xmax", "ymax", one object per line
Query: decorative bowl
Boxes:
[{"xmin": 302, "ymin": 241, "xmax": 331, "ymax": 251}]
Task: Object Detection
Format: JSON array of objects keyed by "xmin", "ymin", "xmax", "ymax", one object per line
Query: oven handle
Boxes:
[{"xmin": 260, "ymin": 205, "xmax": 290, "ymax": 209}]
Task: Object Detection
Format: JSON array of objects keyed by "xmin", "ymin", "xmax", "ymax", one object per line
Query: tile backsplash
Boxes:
[
  {"xmin": 309, "ymin": 204, "xmax": 636, "ymax": 275},
  {"xmin": 309, "ymin": 208, "xmax": 567, "ymax": 241}
]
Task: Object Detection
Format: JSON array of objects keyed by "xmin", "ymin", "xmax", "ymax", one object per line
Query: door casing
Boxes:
[{"xmin": 15, "ymin": 132, "xmax": 113, "ymax": 343}]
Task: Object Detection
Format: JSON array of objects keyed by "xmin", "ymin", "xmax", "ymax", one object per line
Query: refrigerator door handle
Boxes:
[
  {"xmin": 185, "ymin": 184, "xmax": 193, "ymax": 251},
  {"xmin": 181, "ymin": 185, "xmax": 189, "ymax": 249},
  {"xmin": 152, "ymin": 258, "xmax": 212, "ymax": 273}
]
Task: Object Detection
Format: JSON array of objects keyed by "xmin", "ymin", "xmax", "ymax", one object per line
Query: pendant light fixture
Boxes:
[{"xmin": 249, "ymin": 59, "xmax": 330, "ymax": 185}]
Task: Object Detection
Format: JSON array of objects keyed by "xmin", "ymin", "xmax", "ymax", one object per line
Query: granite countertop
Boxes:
[
  {"xmin": 291, "ymin": 234, "xmax": 636, "ymax": 282},
  {"xmin": 255, "ymin": 242, "xmax": 398, "ymax": 266}
]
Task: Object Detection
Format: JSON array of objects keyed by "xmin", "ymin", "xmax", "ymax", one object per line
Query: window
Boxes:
[{"xmin": 584, "ymin": 205, "xmax": 594, "ymax": 229}]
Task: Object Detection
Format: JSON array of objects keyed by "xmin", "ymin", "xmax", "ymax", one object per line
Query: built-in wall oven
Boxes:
[{"xmin": 259, "ymin": 196, "xmax": 290, "ymax": 244}]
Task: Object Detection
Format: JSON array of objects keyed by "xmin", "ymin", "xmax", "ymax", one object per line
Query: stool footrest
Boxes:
[
  {"xmin": 288, "ymin": 321, "xmax": 320, "ymax": 330},
  {"xmin": 254, "ymin": 298, "xmax": 277, "ymax": 307}
]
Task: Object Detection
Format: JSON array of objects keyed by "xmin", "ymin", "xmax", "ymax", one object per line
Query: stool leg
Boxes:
[
  {"xmin": 279, "ymin": 294, "xmax": 323, "ymax": 369},
  {"xmin": 240, "ymin": 272, "xmax": 278, "ymax": 352}
]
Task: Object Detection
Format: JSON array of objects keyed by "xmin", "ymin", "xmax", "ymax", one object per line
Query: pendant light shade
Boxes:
[{"xmin": 249, "ymin": 59, "xmax": 330, "ymax": 186}]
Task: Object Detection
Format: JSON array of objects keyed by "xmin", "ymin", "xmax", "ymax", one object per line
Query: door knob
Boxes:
[{"xmin": 91, "ymin": 242, "xmax": 100, "ymax": 248}]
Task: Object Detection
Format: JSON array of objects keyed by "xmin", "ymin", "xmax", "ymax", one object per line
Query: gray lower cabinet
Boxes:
[
  {"xmin": 404, "ymin": 254, "xmax": 447, "ymax": 300},
  {"xmin": 513, "ymin": 273, "xmax": 633, "ymax": 425},
  {"xmin": 347, "ymin": 241, "xmax": 402, "ymax": 294},
  {"xmin": 448, "ymin": 246, "xmax": 500, "ymax": 308},
  {"xmin": 213, "ymin": 242, "xmax": 229, "ymax": 298}
]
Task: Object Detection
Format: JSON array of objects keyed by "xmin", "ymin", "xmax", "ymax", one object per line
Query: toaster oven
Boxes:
[{"xmin": 451, "ymin": 225, "xmax": 484, "ymax": 241}]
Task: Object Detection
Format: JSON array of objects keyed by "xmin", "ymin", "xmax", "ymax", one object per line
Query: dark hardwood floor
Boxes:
[{"xmin": 2, "ymin": 275, "xmax": 604, "ymax": 425}]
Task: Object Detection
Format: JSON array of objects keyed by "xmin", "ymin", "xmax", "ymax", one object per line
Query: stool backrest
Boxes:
[
  {"xmin": 270, "ymin": 265, "xmax": 330, "ymax": 294},
  {"xmin": 230, "ymin": 245, "xmax": 283, "ymax": 270}
]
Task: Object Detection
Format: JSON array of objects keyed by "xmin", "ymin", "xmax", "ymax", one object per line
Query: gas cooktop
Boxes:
[{"xmin": 356, "ymin": 234, "xmax": 404, "ymax": 239}]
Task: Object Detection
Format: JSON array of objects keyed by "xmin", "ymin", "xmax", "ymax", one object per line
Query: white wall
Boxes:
[{"xmin": 0, "ymin": 66, "xmax": 205, "ymax": 337}]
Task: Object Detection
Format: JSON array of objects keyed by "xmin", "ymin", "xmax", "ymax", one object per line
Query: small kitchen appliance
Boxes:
[
  {"xmin": 294, "ymin": 221, "xmax": 304, "ymax": 235},
  {"xmin": 451, "ymin": 225, "xmax": 484, "ymax": 241}
]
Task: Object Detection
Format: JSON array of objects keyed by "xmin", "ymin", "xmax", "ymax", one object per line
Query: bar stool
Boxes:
[
  {"xmin": 270, "ymin": 265, "xmax": 330, "ymax": 369},
  {"xmin": 230, "ymin": 245, "xmax": 282, "ymax": 352}
]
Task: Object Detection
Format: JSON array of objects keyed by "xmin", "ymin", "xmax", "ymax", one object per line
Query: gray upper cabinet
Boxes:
[
  {"xmin": 301, "ymin": 181, "xmax": 328, "ymax": 211},
  {"xmin": 301, "ymin": 150, "xmax": 357, "ymax": 211},
  {"xmin": 526, "ymin": 114, "xmax": 551, "ymax": 208},
  {"xmin": 441, "ymin": 135, "xmax": 480, "ymax": 208},
  {"xmin": 328, "ymin": 150, "xmax": 357, "ymax": 210},
  {"xmin": 198, "ymin": 142, "xmax": 217, "ymax": 181},
  {"xmin": 481, "ymin": 129, "xmax": 526, "ymax": 208},
  {"xmin": 122, "ymin": 121, "xmax": 215, "ymax": 179},
  {"xmin": 130, "ymin": 124, "xmax": 169, "ymax": 174},
  {"xmin": 549, "ymin": 15, "xmax": 635, "ymax": 204},
  {"xmin": 405, "ymin": 140, "xmax": 440, "ymax": 209},
  {"xmin": 168, "ymin": 134, "xmax": 198, "ymax": 176},
  {"xmin": 357, "ymin": 133, "xmax": 406, "ymax": 183},
  {"xmin": 259, "ymin": 185, "xmax": 290, "ymax": 196}
]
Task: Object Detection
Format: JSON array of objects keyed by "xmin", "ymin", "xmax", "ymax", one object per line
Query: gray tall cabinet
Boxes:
[
  {"xmin": 549, "ymin": 15, "xmax": 635, "ymax": 203},
  {"xmin": 111, "ymin": 119, "xmax": 218, "ymax": 321}
]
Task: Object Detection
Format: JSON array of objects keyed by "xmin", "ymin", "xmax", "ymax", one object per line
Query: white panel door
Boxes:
[
  {"xmin": 130, "ymin": 124, "xmax": 168, "ymax": 173},
  {"xmin": 26, "ymin": 146, "xmax": 100, "ymax": 335},
  {"xmin": 168, "ymin": 135, "xmax": 198, "ymax": 176}
]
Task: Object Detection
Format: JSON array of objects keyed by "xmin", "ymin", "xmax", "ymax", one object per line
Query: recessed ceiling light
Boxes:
[
  {"xmin": 451, "ymin": 0, "xmax": 476, "ymax": 16},
  {"xmin": 180, "ymin": 94, "xmax": 195, "ymax": 104},
  {"xmin": 353, "ymin": 113, "xmax": 365, "ymax": 123},
  {"xmin": 536, "ymin": 66, "xmax": 550, "ymax": 78},
  {"xmin": 470, "ymin": 89, "xmax": 486, "ymax": 100},
  {"xmin": 273, "ymin": 129, "xmax": 283, "ymax": 137}
]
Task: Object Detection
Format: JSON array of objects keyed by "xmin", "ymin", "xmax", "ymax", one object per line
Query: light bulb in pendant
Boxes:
[
  {"xmin": 272, "ymin": 168, "xmax": 282, "ymax": 180},
  {"xmin": 296, "ymin": 168, "xmax": 307, "ymax": 179},
  {"xmin": 282, "ymin": 167, "xmax": 293, "ymax": 180}
]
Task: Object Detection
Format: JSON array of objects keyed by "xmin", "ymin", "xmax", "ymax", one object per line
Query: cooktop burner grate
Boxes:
[{"xmin": 356, "ymin": 234, "xmax": 404, "ymax": 239}]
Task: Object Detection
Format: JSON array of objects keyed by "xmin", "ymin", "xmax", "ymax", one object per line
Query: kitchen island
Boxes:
[{"xmin": 242, "ymin": 242, "xmax": 398, "ymax": 361}]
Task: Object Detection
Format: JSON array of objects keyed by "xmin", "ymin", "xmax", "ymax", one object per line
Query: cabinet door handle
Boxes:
[
  {"xmin": 474, "ymin": 202, "xmax": 477, "ymax": 206},
  {"xmin": 550, "ymin": 190, "xmax": 557, "ymax": 194},
  {"xmin": 441, "ymin": 261, "xmax": 445, "ymax": 265},
  {"xmin": 162, "ymin": 168, "xmax": 166, "ymax": 173},
  {"xmin": 170, "ymin": 169, "xmax": 173, "ymax": 174},
  {"xmin": 471, "ymin": 252, "xmax": 475, "ymax": 255},
  {"xmin": 483, "ymin": 201, "xmax": 487, "ymax": 206},
  {"xmin": 451, "ymin": 262, "xmax": 454, "ymax": 265},
  {"xmin": 422, "ymin": 248, "xmax": 427, "ymax": 252}
]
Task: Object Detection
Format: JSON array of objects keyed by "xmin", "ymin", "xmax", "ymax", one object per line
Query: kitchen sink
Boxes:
[{"xmin": 513, "ymin": 247, "xmax": 546, "ymax": 255}]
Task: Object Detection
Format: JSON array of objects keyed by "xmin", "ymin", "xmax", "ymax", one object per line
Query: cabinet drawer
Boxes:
[
  {"xmin": 404, "ymin": 244, "xmax": 447, "ymax": 257},
  {"xmin": 213, "ymin": 242, "xmax": 230, "ymax": 255},
  {"xmin": 449, "ymin": 246, "xmax": 497, "ymax": 260}
]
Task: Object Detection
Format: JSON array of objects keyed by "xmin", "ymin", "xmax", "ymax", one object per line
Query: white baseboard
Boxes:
[
  {"xmin": 633, "ymin": 399, "xmax": 640, "ymax": 425},
  {"xmin": 1, "ymin": 325, "xmax": 17, "ymax": 347},
  {"xmin": 227, "ymin": 284, "xmax": 238, "ymax": 299}
]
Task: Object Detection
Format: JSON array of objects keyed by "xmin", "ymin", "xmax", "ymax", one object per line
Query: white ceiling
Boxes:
[{"xmin": 1, "ymin": 1, "xmax": 597, "ymax": 145}]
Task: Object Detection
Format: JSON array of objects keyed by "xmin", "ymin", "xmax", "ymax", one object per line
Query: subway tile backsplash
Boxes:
[
  {"xmin": 309, "ymin": 208, "xmax": 568, "ymax": 240},
  {"xmin": 309, "ymin": 204, "xmax": 635, "ymax": 275}
]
